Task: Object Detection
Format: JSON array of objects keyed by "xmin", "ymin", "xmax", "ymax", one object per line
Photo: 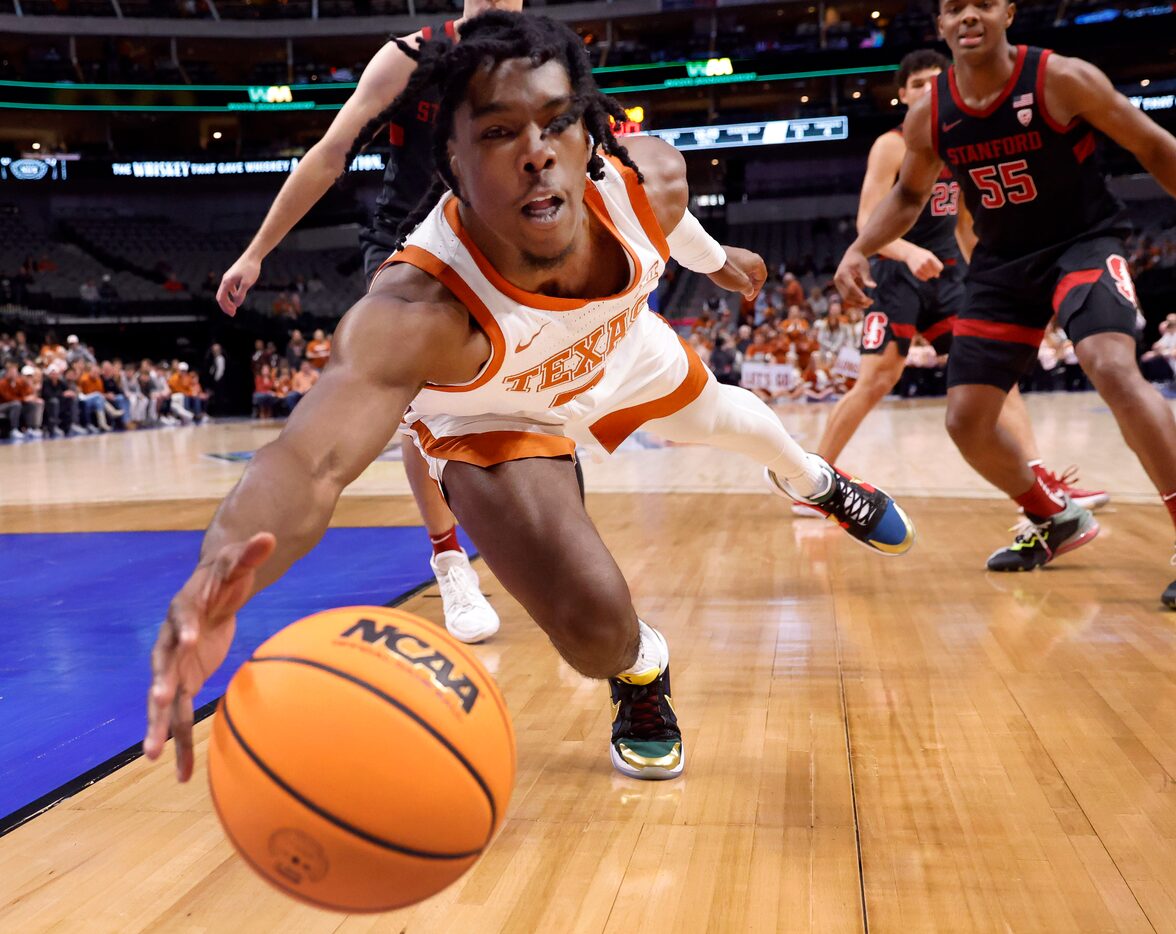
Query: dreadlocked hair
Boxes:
[{"xmin": 340, "ymin": 10, "xmax": 644, "ymax": 252}]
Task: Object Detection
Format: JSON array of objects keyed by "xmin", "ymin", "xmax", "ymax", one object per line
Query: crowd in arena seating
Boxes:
[
  {"xmin": 248, "ymin": 329, "xmax": 326, "ymax": 418},
  {"xmin": 0, "ymin": 330, "xmax": 214, "ymax": 440}
]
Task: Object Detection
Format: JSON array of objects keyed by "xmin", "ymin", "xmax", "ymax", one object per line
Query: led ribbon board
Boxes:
[{"xmin": 638, "ymin": 117, "xmax": 849, "ymax": 151}]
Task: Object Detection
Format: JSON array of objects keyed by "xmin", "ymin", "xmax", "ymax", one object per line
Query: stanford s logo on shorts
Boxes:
[
  {"xmin": 1106, "ymin": 255, "xmax": 1138, "ymax": 307},
  {"xmin": 862, "ymin": 312, "xmax": 889, "ymax": 351}
]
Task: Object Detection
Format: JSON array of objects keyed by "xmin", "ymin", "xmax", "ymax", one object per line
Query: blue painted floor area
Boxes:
[{"xmin": 0, "ymin": 525, "xmax": 471, "ymax": 821}]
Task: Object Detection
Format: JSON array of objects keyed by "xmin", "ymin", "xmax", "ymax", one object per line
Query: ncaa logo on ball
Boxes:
[{"xmin": 339, "ymin": 617, "xmax": 481, "ymax": 713}]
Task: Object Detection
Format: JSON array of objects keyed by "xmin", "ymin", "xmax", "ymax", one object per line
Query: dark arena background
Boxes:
[{"xmin": 2, "ymin": 0, "xmax": 1176, "ymax": 929}]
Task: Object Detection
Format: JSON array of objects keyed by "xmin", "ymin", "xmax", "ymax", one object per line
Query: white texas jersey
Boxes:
[{"xmin": 385, "ymin": 157, "xmax": 671, "ymax": 422}]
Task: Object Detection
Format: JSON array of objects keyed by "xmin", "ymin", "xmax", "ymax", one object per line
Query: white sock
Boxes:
[
  {"xmin": 1027, "ymin": 458, "xmax": 1043, "ymax": 469},
  {"xmin": 771, "ymin": 452, "xmax": 832, "ymax": 501},
  {"xmin": 616, "ymin": 620, "xmax": 669, "ymax": 685}
]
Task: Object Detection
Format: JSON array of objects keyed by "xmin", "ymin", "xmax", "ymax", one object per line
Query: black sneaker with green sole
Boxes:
[{"xmin": 608, "ymin": 665, "xmax": 683, "ymax": 781}]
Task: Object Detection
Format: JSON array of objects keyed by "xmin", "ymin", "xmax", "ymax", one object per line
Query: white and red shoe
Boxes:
[{"xmin": 1033, "ymin": 464, "xmax": 1110, "ymax": 511}]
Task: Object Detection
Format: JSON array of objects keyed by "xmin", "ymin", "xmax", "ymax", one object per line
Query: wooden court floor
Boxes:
[{"xmin": 1, "ymin": 392, "xmax": 1175, "ymax": 933}]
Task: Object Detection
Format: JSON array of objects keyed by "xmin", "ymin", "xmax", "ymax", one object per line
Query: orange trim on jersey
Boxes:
[
  {"xmin": 588, "ymin": 336, "xmax": 709, "ymax": 453},
  {"xmin": 410, "ymin": 418, "xmax": 576, "ymax": 468},
  {"xmin": 1036, "ymin": 49, "xmax": 1079, "ymax": 134},
  {"xmin": 948, "ymin": 44, "xmax": 1028, "ymax": 118},
  {"xmin": 604, "ymin": 155, "xmax": 670, "ymax": 261},
  {"xmin": 550, "ymin": 366, "xmax": 606, "ymax": 408},
  {"xmin": 442, "ymin": 196, "xmax": 643, "ymax": 312},
  {"xmin": 376, "ymin": 244, "xmax": 506, "ymax": 393}
]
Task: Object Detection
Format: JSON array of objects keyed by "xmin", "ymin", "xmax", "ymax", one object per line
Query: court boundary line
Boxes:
[{"xmin": 0, "ymin": 568, "xmax": 447, "ymax": 838}]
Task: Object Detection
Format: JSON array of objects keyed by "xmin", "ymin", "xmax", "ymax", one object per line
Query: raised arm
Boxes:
[
  {"xmin": 624, "ymin": 134, "xmax": 767, "ymax": 300},
  {"xmin": 145, "ymin": 273, "xmax": 486, "ymax": 780},
  {"xmin": 217, "ymin": 36, "xmax": 423, "ymax": 315},
  {"xmin": 1044, "ymin": 53, "xmax": 1176, "ymax": 199},
  {"xmin": 835, "ymin": 93, "xmax": 946, "ymax": 308}
]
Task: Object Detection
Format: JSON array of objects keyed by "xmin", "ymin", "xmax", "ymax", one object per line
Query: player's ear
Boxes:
[{"xmin": 1005, "ymin": 0, "xmax": 1016, "ymax": 26}]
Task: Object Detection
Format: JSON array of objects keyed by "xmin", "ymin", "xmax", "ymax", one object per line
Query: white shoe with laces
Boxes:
[{"xmin": 431, "ymin": 548, "xmax": 500, "ymax": 644}]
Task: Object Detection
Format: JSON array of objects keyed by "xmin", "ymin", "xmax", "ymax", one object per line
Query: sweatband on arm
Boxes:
[{"xmin": 666, "ymin": 210, "xmax": 727, "ymax": 274}]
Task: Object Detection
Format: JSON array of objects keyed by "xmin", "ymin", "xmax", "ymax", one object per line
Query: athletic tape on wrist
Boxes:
[{"xmin": 666, "ymin": 210, "xmax": 727, "ymax": 274}]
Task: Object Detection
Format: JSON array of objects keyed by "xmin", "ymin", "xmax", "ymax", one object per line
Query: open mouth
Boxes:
[{"xmin": 521, "ymin": 195, "xmax": 565, "ymax": 226}]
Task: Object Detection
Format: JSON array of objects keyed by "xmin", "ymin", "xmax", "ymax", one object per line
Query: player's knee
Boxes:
[
  {"xmin": 539, "ymin": 590, "xmax": 637, "ymax": 679},
  {"xmin": 944, "ymin": 405, "xmax": 983, "ymax": 449},
  {"xmin": 1081, "ymin": 352, "xmax": 1141, "ymax": 400}
]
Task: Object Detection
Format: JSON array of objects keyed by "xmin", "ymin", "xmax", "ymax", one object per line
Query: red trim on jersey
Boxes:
[
  {"xmin": 930, "ymin": 79, "xmax": 941, "ymax": 156},
  {"xmin": 948, "ymin": 44, "xmax": 1028, "ymax": 118},
  {"xmin": 891, "ymin": 322, "xmax": 917, "ymax": 338},
  {"xmin": 388, "ymin": 123, "xmax": 404, "ymax": 147},
  {"xmin": 1073, "ymin": 132, "xmax": 1096, "ymax": 164},
  {"xmin": 421, "ymin": 25, "xmax": 432, "ymax": 40},
  {"xmin": 444, "ymin": 19, "xmax": 457, "ymax": 40},
  {"xmin": 1036, "ymin": 49, "xmax": 1078, "ymax": 133},
  {"xmin": 1052, "ymin": 269, "xmax": 1102, "ymax": 313},
  {"xmin": 954, "ymin": 318, "xmax": 1045, "ymax": 347},
  {"xmin": 922, "ymin": 315, "xmax": 956, "ymax": 343}
]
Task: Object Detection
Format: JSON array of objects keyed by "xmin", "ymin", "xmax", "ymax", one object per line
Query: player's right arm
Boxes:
[
  {"xmin": 216, "ymin": 35, "xmax": 424, "ymax": 315},
  {"xmin": 835, "ymin": 93, "xmax": 945, "ymax": 309},
  {"xmin": 146, "ymin": 269, "xmax": 487, "ymax": 781},
  {"xmin": 859, "ymin": 131, "xmax": 942, "ymax": 280}
]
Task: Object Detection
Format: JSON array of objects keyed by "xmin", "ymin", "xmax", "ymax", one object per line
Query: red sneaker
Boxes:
[{"xmin": 1033, "ymin": 464, "xmax": 1110, "ymax": 511}]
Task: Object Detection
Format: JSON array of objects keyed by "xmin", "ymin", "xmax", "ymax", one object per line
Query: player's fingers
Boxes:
[
  {"xmin": 215, "ymin": 279, "xmax": 238, "ymax": 317},
  {"xmin": 172, "ymin": 690, "xmax": 196, "ymax": 783},
  {"xmin": 220, "ymin": 532, "xmax": 276, "ymax": 586},
  {"xmin": 145, "ymin": 624, "xmax": 179, "ymax": 758}
]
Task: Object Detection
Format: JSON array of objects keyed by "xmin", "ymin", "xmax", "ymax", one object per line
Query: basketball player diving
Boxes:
[
  {"xmin": 146, "ymin": 11, "xmax": 916, "ymax": 785},
  {"xmin": 217, "ymin": 0, "xmax": 528, "ymax": 646},
  {"xmin": 805, "ymin": 49, "xmax": 1107, "ymax": 517},
  {"xmin": 835, "ymin": 0, "xmax": 1176, "ymax": 608}
]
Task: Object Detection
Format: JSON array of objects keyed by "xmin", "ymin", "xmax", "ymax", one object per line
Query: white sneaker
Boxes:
[
  {"xmin": 27, "ymin": 428, "xmax": 43, "ymax": 438},
  {"xmin": 431, "ymin": 549, "xmax": 500, "ymax": 644},
  {"xmin": 68, "ymin": 425, "xmax": 86, "ymax": 436},
  {"xmin": 791, "ymin": 502, "xmax": 826, "ymax": 518},
  {"xmin": 8, "ymin": 429, "xmax": 24, "ymax": 440}
]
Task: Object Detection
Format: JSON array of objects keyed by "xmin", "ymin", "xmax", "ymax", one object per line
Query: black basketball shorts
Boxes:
[
  {"xmin": 947, "ymin": 235, "xmax": 1140, "ymax": 391},
  {"xmin": 860, "ymin": 257, "xmax": 963, "ymax": 357}
]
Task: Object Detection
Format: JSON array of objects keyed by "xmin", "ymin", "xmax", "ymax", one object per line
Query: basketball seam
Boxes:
[
  {"xmin": 244, "ymin": 655, "xmax": 501, "ymax": 838},
  {"xmin": 221, "ymin": 694, "xmax": 486, "ymax": 861}
]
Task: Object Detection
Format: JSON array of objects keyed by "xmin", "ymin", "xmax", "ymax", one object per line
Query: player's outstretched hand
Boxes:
[
  {"xmin": 144, "ymin": 532, "xmax": 276, "ymax": 782},
  {"xmin": 904, "ymin": 246, "xmax": 944, "ymax": 282},
  {"xmin": 834, "ymin": 247, "xmax": 877, "ymax": 310},
  {"xmin": 216, "ymin": 254, "xmax": 262, "ymax": 317},
  {"xmin": 707, "ymin": 246, "xmax": 767, "ymax": 301}
]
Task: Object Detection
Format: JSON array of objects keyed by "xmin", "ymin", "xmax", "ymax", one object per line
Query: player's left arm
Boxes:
[
  {"xmin": 623, "ymin": 135, "xmax": 766, "ymax": 301},
  {"xmin": 1045, "ymin": 54, "xmax": 1176, "ymax": 198}
]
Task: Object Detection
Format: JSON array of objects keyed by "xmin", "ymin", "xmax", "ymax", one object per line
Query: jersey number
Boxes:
[
  {"xmin": 929, "ymin": 181, "xmax": 960, "ymax": 217},
  {"xmin": 967, "ymin": 160, "xmax": 1038, "ymax": 209}
]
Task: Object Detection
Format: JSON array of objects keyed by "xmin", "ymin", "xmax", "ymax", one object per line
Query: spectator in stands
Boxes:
[
  {"xmin": 272, "ymin": 292, "xmax": 296, "ymax": 318},
  {"xmin": 815, "ymin": 306, "xmax": 851, "ymax": 359},
  {"xmin": 79, "ymin": 279, "xmax": 100, "ymax": 313},
  {"xmin": 167, "ymin": 362, "xmax": 199, "ymax": 423},
  {"xmin": 40, "ymin": 361, "xmax": 83, "ymax": 437},
  {"xmin": 0, "ymin": 361, "xmax": 44, "ymax": 439},
  {"xmin": 250, "ymin": 338, "xmax": 266, "ymax": 374},
  {"xmin": 36, "ymin": 254, "xmax": 56, "ymax": 274},
  {"xmin": 98, "ymin": 274, "xmax": 119, "ymax": 303},
  {"xmin": 285, "ymin": 329, "xmax": 306, "ymax": 370},
  {"xmin": 39, "ymin": 331, "xmax": 66, "ymax": 364},
  {"xmin": 120, "ymin": 361, "xmax": 151, "ymax": 425},
  {"xmin": 735, "ymin": 324, "xmax": 753, "ymax": 356},
  {"xmin": 709, "ymin": 335, "xmax": 739, "ymax": 386},
  {"xmin": 9, "ymin": 330, "xmax": 34, "ymax": 366},
  {"xmin": 162, "ymin": 273, "xmax": 185, "ymax": 293},
  {"xmin": 802, "ymin": 352, "xmax": 839, "ymax": 403},
  {"xmin": 306, "ymin": 272, "xmax": 324, "ymax": 294},
  {"xmin": 305, "ymin": 328, "xmax": 331, "ymax": 370},
  {"xmin": 285, "ymin": 361, "xmax": 318, "ymax": 411},
  {"xmin": 201, "ymin": 271, "xmax": 218, "ymax": 295},
  {"xmin": 66, "ymin": 334, "xmax": 96, "ymax": 367},
  {"xmin": 140, "ymin": 360, "xmax": 174, "ymax": 425},
  {"xmin": 205, "ymin": 342, "xmax": 227, "ymax": 415},
  {"xmin": 782, "ymin": 305, "xmax": 810, "ymax": 339},
  {"xmin": 77, "ymin": 361, "xmax": 121, "ymax": 430},
  {"xmin": 252, "ymin": 363, "xmax": 277, "ymax": 419},
  {"xmin": 273, "ymin": 361, "xmax": 294, "ymax": 413},
  {"xmin": 808, "ymin": 287, "xmax": 829, "ymax": 319},
  {"xmin": 100, "ymin": 360, "xmax": 130, "ymax": 428},
  {"xmin": 1140, "ymin": 314, "xmax": 1176, "ymax": 384}
]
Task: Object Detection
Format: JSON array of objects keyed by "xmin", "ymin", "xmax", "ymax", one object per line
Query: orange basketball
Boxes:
[{"xmin": 207, "ymin": 605, "xmax": 515, "ymax": 913}]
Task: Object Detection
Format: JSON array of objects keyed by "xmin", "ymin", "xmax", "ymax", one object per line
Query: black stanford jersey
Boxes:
[
  {"xmin": 368, "ymin": 20, "xmax": 455, "ymax": 233},
  {"xmin": 931, "ymin": 45, "xmax": 1127, "ymax": 262}
]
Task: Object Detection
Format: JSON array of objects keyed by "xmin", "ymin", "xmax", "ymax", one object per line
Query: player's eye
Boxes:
[{"xmin": 481, "ymin": 126, "xmax": 512, "ymax": 140}]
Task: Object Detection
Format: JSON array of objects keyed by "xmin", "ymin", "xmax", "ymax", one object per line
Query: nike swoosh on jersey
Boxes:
[
  {"xmin": 515, "ymin": 321, "xmax": 550, "ymax": 353},
  {"xmin": 941, "ymin": 119, "xmax": 963, "ymax": 132}
]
